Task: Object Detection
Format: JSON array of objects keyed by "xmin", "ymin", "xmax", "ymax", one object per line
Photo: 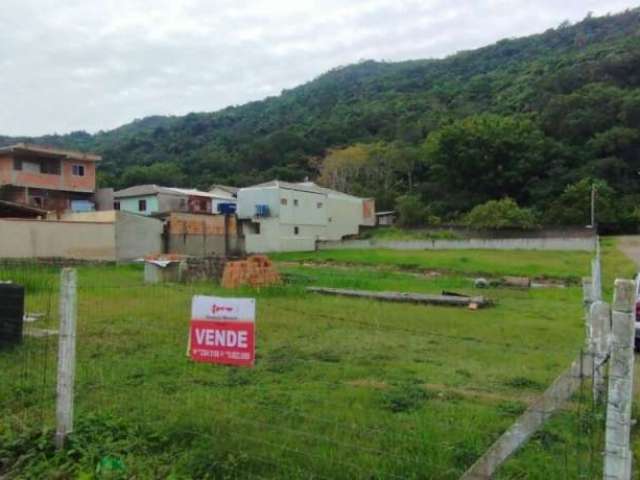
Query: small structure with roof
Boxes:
[
  {"xmin": 236, "ymin": 180, "xmax": 375, "ymax": 252},
  {"xmin": 375, "ymin": 210, "xmax": 396, "ymax": 226},
  {"xmin": 113, "ymin": 185, "xmax": 236, "ymax": 216}
]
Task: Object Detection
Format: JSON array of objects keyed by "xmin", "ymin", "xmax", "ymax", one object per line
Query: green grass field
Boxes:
[{"xmin": 0, "ymin": 241, "xmax": 636, "ymax": 479}]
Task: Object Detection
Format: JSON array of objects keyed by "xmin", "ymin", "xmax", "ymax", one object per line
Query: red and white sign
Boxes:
[{"xmin": 189, "ymin": 296, "xmax": 256, "ymax": 367}]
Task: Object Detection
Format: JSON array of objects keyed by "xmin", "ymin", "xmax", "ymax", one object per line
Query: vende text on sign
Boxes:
[{"xmin": 190, "ymin": 296, "xmax": 256, "ymax": 367}]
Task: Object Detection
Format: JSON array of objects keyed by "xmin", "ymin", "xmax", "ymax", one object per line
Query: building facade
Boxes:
[
  {"xmin": 113, "ymin": 185, "xmax": 235, "ymax": 216},
  {"xmin": 237, "ymin": 180, "xmax": 375, "ymax": 252},
  {"xmin": 0, "ymin": 143, "xmax": 100, "ymax": 213}
]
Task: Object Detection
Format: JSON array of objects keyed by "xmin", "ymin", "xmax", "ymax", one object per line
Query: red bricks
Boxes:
[{"xmin": 221, "ymin": 255, "xmax": 281, "ymax": 289}]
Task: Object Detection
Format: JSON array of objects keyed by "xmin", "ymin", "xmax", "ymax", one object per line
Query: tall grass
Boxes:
[{"xmin": 0, "ymin": 244, "xmax": 635, "ymax": 479}]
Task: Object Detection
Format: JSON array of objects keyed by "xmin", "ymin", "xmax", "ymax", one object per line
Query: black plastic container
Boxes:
[{"xmin": 0, "ymin": 283, "xmax": 24, "ymax": 347}]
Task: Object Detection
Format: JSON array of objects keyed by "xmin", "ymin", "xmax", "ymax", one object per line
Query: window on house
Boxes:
[
  {"xmin": 13, "ymin": 159, "xmax": 22, "ymax": 170},
  {"xmin": 317, "ymin": 202, "xmax": 323, "ymax": 208},
  {"xmin": 138, "ymin": 199, "xmax": 147, "ymax": 211},
  {"xmin": 72, "ymin": 164, "xmax": 85, "ymax": 176},
  {"xmin": 114, "ymin": 201, "xmax": 120, "ymax": 210},
  {"xmin": 293, "ymin": 199, "xmax": 299, "ymax": 206},
  {"xmin": 41, "ymin": 159, "xmax": 61, "ymax": 175},
  {"xmin": 280, "ymin": 198, "xmax": 288, "ymax": 206},
  {"xmin": 22, "ymin": 161, "xmax": 40, "ymax": 173},
  {"xmin": 294, "ymin": 226, "xmax": 299, "ymax": 235},
  {"xmin": 180, "ymin": 198, "xmax": 187, "ymax": 209}
]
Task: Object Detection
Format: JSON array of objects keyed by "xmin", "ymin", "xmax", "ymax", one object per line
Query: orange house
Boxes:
[{"xmin": 0, "ymin": 143, "xmax": 100, "ymax": 212}]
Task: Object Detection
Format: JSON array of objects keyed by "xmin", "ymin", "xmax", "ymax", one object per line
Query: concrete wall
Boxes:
[
  {"xmin": 0, "ymin": 211, "xmax": 163, "ymax": 260},
  {"xmin": 318, "ymin": 237, "xmax": 596, "ymax": 251},
  {"xmin": 237, "ymin": 187, "xmax": 280, "ymax": 219},
  {"xmin": 95, "ymin": 188, "xmax": 115, "ymax": 211},
  {"xmin": 0, "ymin": 219, "xmax": 116, "ymax": 259},
  {"xmin": 382, "ymin": 226, "xmax": 595, "ymax": 239},
  {"xmin": 60, "ymin": 211, "xmax": 117, "ymax": 222},
  {"xmin": 279, "ymin": 188, "xmax": 326, "ymax": 226},
  {"xmin": 61, "ymin": 210, "xmax": 162, "ymax": 259},
  {"xmin": 166, "ymin": 212, "xmax": 244, "ymax": 256},
  {"xmin": 326, "ymin": 195, "xmax": 362, "ymax": 240},
  {"xmin": 243, "ymin": 218, "xmax": 317, "ymax": 253},
  {"xmin": 114, "ymin": 211, "xmax": 163, "ymax": 260}
]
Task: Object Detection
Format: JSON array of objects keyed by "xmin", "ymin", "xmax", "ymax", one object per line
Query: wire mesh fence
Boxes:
[{"xmin": 0, "ymin": 259, "xmax": 613, "ymax": 479}]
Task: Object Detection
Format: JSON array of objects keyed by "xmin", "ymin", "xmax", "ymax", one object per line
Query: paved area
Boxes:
[{"xmin": 616, "ymin": 235, "xmax": 640, "ymax": 269}]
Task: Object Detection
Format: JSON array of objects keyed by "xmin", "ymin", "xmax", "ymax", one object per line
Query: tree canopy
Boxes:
[{"xmin": 2, "ymin": 8, "xmax": 640, "ymax": 229}]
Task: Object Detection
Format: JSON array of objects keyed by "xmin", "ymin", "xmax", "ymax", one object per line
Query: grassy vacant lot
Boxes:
[
  {"xmin": 0, "ymin": 240, "xmax": 636, "ymax": 479},
  {"xmin": 272, "ymin": 237, "xmax": 635, "ymax": 289}
]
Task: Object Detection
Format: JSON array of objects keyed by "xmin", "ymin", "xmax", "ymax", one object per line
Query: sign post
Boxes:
[{"xmin": 189, "ymin": 296, "xmax": 256, "ymax": 367}]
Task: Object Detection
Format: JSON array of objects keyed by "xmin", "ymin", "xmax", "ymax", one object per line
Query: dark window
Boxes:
[
  {"xmin": 13, "ymin": 158, "xmax": 22, "ymax": 170},
  {"xmin": 294, "ymin": 226, "xmax": 299, "ymax": 235},
  {"xmin": 293, "ymin": 199, "xmax": 299, "ymax": 206},
  {"xmin": 114, "ymin": 201, "xmax": 120, "ymax": 210},
  {"xmin": 72, "ymin": 164, "xmax": 85, "ymax": 176},
  {"xmin": 280, "ymin": 198, "xmax": 288, "ymax": 206},
  {"xmin": 41, "ymin": 159, "xmax": 61, "ymax": 175},
  {"xmin": 138, "ymin": 199, "xmax": 147, "ymax": 211},
  {"xmin": 317, "ymin": 202, "xmax": 323, "ymax": 208}
]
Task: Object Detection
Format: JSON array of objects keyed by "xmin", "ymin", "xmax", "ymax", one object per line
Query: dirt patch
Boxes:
[
  {"xmin": 345, "ymin": 379, "xmax": 535, "ymax": 405},
  {"xmin": 277, "ymin": 260, "xmax": 442, "ymax": 278},
  {"xmin": 347, "ymin": 379, "xmax": 388, "ymax": 390}
]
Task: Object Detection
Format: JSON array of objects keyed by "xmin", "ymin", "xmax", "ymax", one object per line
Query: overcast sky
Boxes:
[{"xmin": 0, "ymin": 0, "xmax": 636, "ymax": 136}]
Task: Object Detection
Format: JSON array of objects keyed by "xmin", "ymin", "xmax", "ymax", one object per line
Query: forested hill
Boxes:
[{"xmin": 2, "ymin": 8, "xmax": 640, "ymax": 227}]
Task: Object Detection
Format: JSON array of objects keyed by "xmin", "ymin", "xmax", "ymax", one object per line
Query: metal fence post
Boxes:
[
  {"xmin": 55, "ymin": 268, "xmax": 77, "ymax": 450},
  {"xmin": 603, "ymin": 279, "xmax": 635, "ymax": 480}
]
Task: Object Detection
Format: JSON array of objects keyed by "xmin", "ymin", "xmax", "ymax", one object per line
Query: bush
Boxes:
[
  {"xmin": 395, "ymin": 195, "xmax": 440, "ymax": 227},
  {"xmin": 463, "ymin": 198, "xmax": 538, "ymax": 230},
  {"xmin": 543, "ymin": 178, "xmax": 626, "ymax": 227}
]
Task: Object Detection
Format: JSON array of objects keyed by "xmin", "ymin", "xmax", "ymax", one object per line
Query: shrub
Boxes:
[
  {"xmin": 463, "ymin": 198, "xmax": 538, "ymax": 230},
  {"xmin": 395, "ymin": 195, "xmax": 441, "ymax": 227}
]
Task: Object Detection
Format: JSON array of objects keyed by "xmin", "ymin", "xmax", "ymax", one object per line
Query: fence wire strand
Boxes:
[{"xmin": 0, "ymin": 256, "xmax": 615, "ymax": 479}]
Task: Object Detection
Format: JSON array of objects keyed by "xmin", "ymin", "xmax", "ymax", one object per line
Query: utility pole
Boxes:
[{"xmin": 590, "ymin": 182, "xmax": 596, "ymax": 230}]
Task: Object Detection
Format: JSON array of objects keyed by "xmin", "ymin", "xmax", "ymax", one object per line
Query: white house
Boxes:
[
  {"xmin": 237, "ymin": 180, "xmax": 375, "ymax": 252},
  {"xmin": 113, "ymin": 185, "xmax": 236, "ymax": 216}
]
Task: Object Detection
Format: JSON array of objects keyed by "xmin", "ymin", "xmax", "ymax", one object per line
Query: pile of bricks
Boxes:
[{"xmin": 221, "ymin": 255, "xmax": 281, "ymax": 288}]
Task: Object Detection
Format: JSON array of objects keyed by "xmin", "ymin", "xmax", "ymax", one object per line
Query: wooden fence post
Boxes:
[
  {"xmin": 55, "ymin": 268, "xmax": 77, "ymax": 450},
  {"xmin": 603, "ymin": 279, "xmax": 635, "ymax": 480}
]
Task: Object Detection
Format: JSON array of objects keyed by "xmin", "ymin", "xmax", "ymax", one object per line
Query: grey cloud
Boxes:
[{"xmin": 0, "ymin": 0, "xmax": 636, "ymax": 136}]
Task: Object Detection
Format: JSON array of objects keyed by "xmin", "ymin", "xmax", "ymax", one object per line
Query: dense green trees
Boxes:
[
  {"xmin": 2, "ymin": 8, "xmax": 640, "ymax": 229},
  {"xmin": 463, "ymin": 198, "xmax": 538, "ymax": 230},
  {"xmin": 423, "ymin": 115, "xmax": 551, "ymax": 212}
]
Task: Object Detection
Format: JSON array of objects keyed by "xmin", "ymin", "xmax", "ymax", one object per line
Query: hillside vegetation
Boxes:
[{"xmin": 1, "ymin": 9, "xmax": 640, "ymax": 227}]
